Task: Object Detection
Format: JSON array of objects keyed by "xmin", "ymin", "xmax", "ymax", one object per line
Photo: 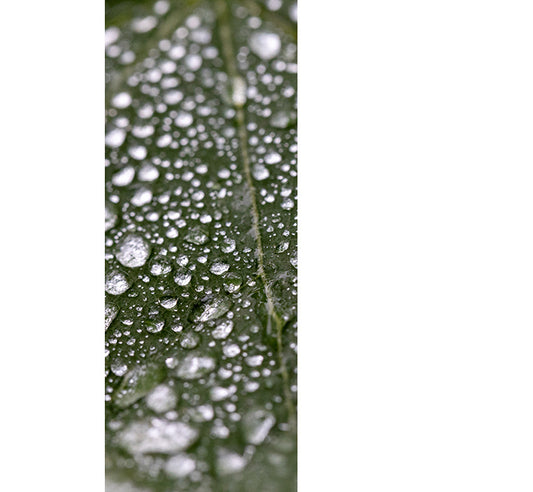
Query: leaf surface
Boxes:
[{"xmin": 105, "ymin": 1, "xmax": 297, "ymax": 490}]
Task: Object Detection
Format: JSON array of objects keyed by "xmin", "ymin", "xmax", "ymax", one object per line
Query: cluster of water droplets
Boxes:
[{"xmin": 105, "ymin": 0, "xmax": 296, "ymax": 489}]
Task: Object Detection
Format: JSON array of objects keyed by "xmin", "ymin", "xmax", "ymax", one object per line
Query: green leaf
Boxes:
[{"xmin": 105, "ymin": 0, "xmax": 297, "ymax": 490}]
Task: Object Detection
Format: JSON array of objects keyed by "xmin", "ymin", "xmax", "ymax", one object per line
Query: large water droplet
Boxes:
[
  {"xmin": 116, "ymin": 234, "xmax": 151, "ymax": 268},
  {"xmin": 113, "ymin": 362, "xmax": 166, "ymax": 408}
]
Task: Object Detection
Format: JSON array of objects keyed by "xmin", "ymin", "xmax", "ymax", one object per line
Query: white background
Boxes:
[{"xmin": 1, "ymin": 1, "xmax": 533, "ymax": 491}]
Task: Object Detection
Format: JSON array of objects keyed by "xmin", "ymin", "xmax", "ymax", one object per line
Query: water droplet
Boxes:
[
  {"xmin": 216, "ymin": 449, "xmax": 247, "ymax": 476},
  {"xmin": 116, "ymin": 234, "xmax": 151, "ymax": 268},
  {"xmin": 180, "ymin": 332, "xmax": 200, "ymax": 349},
  {"xmin": 185, "ymin": 227, "xmax": 209, "ymax": 245},
  {"xmin": 110, "ymin": 359, "xmax": 128, "ymax": 377},
  {"xmin": 114, "ymin": 362, "xmax": 166, "ymax": 408},
  {"xmin": 175, "ymin": 352, "xmax": 216, "ymax": 380},
  {"xmin": 105, "ymin": 202, "xmax": 118, "ymax": 231},
  {"xmin": 175, "ymin": 111, "xmax": 193, "ymax": 128},
  {"xmin": 145, "ymin": 319, "xmax": 164, "ymax": 333},
  {"xmin": 249, "ymin": 32, "xmax": 281, "ymax": 60},
  {"xmin": 106, "ymin": 128, "xmax": 126, "ymax": 148},
  {"xmin": 112, "ymin": 92, "xmax": 132, "ymax": 109},
  {"xmin": 242, "ymin": 409, "xmax": 275, "ymax": 445},
  {"xmin": 146, "ymin": 384, "xmax": 177, "ymax": 413},
  {"xmin": 281, "ymin": 198, "xmax": 294, "ymax": 210},
  {"xmin": 150, "ymin": 256, "xmax": 172, "ymax": 276},
  {"xmin": 175, "ymin": 270, "xmax": 192, "ymax": 286},
  {"xmin": 211, "ymin": 319, "xmax": 234, "ymax": 340},
  {"xmin": 245, "ymin": 355, "xmax": 264, "ymax": 367},
  {"xmin": 265, "ymin": 151, "xmax": 281, "ymax": 165},
  {"xmin": 252, "ymin": 163, "xmax": 269, "ymax": 181},
  {"xmin": 160, "ymin": 296, "xmax": 178, "ymax": 309},
  {"xmin": 165, "ymin": 454, "xmax": 196, "ymax": 478},
  {"xmin": 112, "ymin": 166, "xmax": 135, "ymax": 187},
  {"xmin": 105, "ymin": 303, "xmax": 119, "ymax": 331},
  {"xmin": 131, "ymin": 187, "xmax": 153, "ymax": 207},
  {"xmin": 222, "ymin": 272, "xmax": 242, "ymax": 293},
  {"xmin": 189, "ymin": 295, "xmax": 232, "ymax": 322},
  {"xmin": 231, "ymin": 76, "xmax": 247, "ymax": 107},
  {"xmin": 210, "ymin": 262, "xmax": 229, "ymax": 275},
  {"xmin": 105, "ymin": 271, "xmax": 131, "ymax": 295},
  {"xmin": 223, "ymin": 344, "xmax": 240, "ymax": 357},
  {"xmin": 188, "ymin": 404, "xmax": 214, "ymax": 422},
  {"xmin": 221, "ymin": 238, "xmax": 236, "ymax": 253}
]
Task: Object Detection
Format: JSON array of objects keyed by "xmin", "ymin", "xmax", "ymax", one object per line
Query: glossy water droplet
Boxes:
[
  {"xmin": 190, "ymin": 295, "xmax": 232, "ymax": 322},
  {"xmin": 114, "ymin": 362, "xmax": 166, "ymax": 408},
  {"xmin": 105, "ymin": 202, "xmax": 119, "ymax": 231},
  {"xmin": 165, "ymin": 454, "xmax": 196, "ymax": 478},
  {"xmin": 105, "ymin": 271, "xmax": 131, "ymax": 295},
  {"xmin": 106, "ymin": 128, "xmax": 126, "ymax": 148},
  {"xmin": 222, "ymin": 272, "xmax": 242, "ymax": 293},
  {"xmin": 211, "ymin": 319, "xmax": 234, "ymax": 340},
  {"xmin": 249, "ymin": 32, "xmax": 281, "ymax": 60},
  {"xmin": 110, "ymin": 358, "xmax": 128, "ymax": 377},
  {"xmin": 160, "ymin": 296, "xmax": 178, "ymax": 309},
  {"xmin": 216, "ymin": 449, "xmax": 247, "ymax": 476},
  {"xmin": 175, "ymin": 270, "xmax": 192, "ymax": 286},
  {"xmin": 175, "ymin": 111, "xmax": 193, "ymax": 128},
  {"xmin": 210, "ymin": 262, "xmax": 229, "ymax": 275},
  {"xmin": 150, "ymin": 256, "xmax": 172, "ymax": 276},
  {"xmin": 185, "ymin": 227, "xmax": 209, "ymax": 245},
  {"xmin": 105, "ymin": 303, "xmax": 119, "ymax": 331},
  {"xmin": 145, "ymin": 319, "xmax": 164, "ymax": 333},
  {"xmin": 112, "ymin": 166, "xmax": 135, "ymax": 186},
  {"xmin": 180, "ymin": 332, "xmax": 200, "ymax": 349},
  {"xmin": 242, "ymin": 409, "xmax": 275, "ymax": 445},
  {"xmin": 116, "ymin": 234, "xmax": 151, "ymax": 268},
  {"xmin": 252, "ymin": 163, "xmax": 269, "ymax": 181}
]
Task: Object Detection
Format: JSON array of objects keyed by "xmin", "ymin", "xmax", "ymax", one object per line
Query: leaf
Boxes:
[{"xmin": 105, "ymin": 0, "xmax": 297, "ymax": 490}]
